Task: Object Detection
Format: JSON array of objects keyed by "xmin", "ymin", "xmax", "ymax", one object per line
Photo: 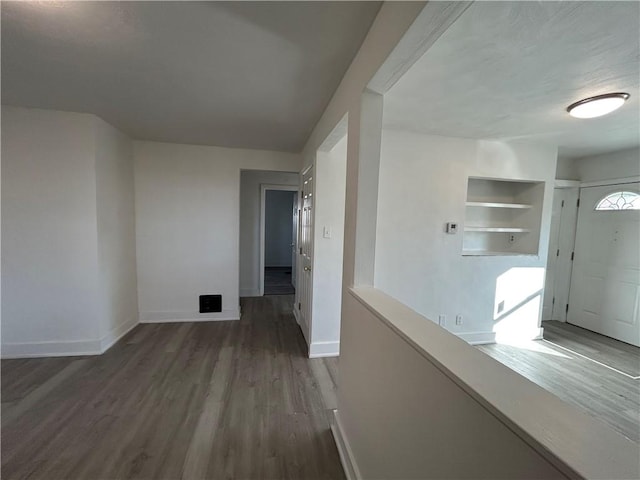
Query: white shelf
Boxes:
[
  {"xmin": 462, "ymin": 251, "xmax": 537, "ymax": 256},
  {"xmin": 464, "ymin": 227, "xmax": 530, "ymax": 233},
  {"xmin": 465, "ymin": 201, "xmax": 532, "ymax": 209}
]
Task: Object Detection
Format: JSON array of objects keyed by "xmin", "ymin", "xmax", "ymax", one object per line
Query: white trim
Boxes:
[
  {"xmin": 139, "ymin": 308, "xmax": 240, "ymax": 323},
  {"xmin": 580, "ymin": 176, "xmax": 640, "ymax": 188},
  {"xmin": 367, "ymin": 1, "xmax": 472, "ymax": 94},
  {"xmin": 331, "ymin": 409, "xmax": 361, "ymax": 480},
  {"xmin": 457, "ymin": 331, "xmax": 496, "ymax": 345},
  {"xmin": 99, "ymin": 317, "xmax": 138, "ymax": 353},
  {"xmin": 309, "ymin": 340, "xmax": 340, "ymax": 358},
  {"xmin": 1, "ymin": 317, "xmax": 140, "ymax": 359},
  {"xmin": 259, "ymin": 184, "xmax": 299, "ymax": 297},
  {"xmin": 1, "ymin": 339, "xmax": 102, "ymax": 359},
  {"xmin": 554, "ymin": 179, "xmax": 580, "ymax": 188},
  {"xmin": 240, "ymin": 288, "xmax": 260, "ymax": 297}
]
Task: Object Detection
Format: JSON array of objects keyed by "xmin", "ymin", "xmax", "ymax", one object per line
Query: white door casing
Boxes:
[
  {"xmin": 259, "ymin": 184, "xmax": 298, "ymax": 296},
  {"xmin": 568, "ymin": 182, "xmax": 640, "ymax": 346}
]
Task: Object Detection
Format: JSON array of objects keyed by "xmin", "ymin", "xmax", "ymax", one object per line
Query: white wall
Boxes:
[
  {"xmin": 309, "ymin": 135, "xmax": 348, "ymax": 356},
  {"xmin": 264, "ymin": 190, "xmax": 295, "ymax": 267},
  {"xmin": 573, "ymin": 147, "xmax": 640, "ymax": 182},
  {"xmin": 1, "ymin": 106, "xmax": 137, "ymax": 357},
  {"xmin": 94, "ymin": 117, "xmax": 139, "ymax": 348},
  {"xmin": 2, "ymin": 107, "xmax": 100, "ymax": 356},
  {"xmin": 555, "ymin": 157, "xmax": 578, "ymax": 180},
  {"xmin": 374, "ymin": 130, "xmax": 557, "ymax": 343},
  {"xmin": 134, "ymin": 141, "xmax": 300, "ymax": 321}
]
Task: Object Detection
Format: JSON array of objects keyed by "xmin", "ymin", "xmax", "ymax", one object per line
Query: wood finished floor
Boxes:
[
  {"xmin": 1, "ymin": 296, "xmax": 345, "ymax": 480},
  {"xmin": 478, "ymin": 321, "xmax": 640, "ymax": 444}
]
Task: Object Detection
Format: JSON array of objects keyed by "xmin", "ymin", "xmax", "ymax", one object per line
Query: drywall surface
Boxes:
[
  {"xmin": 134, "ymin": 141, "xmax": 300, "ymax": 321},
  {"xmin": 574, "ymin": 147, "xmax": 640, "ymax": 182},
  {"xmin": 264, "ymin": 190, "xmax": 295, "ymax": 267},
  {"xmin": 336, "ymin": 288, "xmax": 639, "ymax": 479},
  {"xmin": 239, "ymin": 170, "xmax": 298, "ymax": 297},
  {"xmin": 94, "ymin": 117, "xmax": 138, "ymax": 346},
  {"xmin": 310, "ymin": 135, "xmax": 347, "ymax": 355},
  {"xmin": 374, "ymin": 129, "xmax": 557, "ymax": 343},
  {"xmin": 555, "ymin": 157, "xmax": 578, "ymax": 180},
  {"xmin": 1, "ymin": 107, "xmax": 101, "ymax": 355},
  {"xmin": 338, "ymin": 291, "xmax": 566, "ymax": 479}
]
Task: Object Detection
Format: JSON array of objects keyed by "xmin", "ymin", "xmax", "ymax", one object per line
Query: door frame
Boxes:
[{"xmin": 259, "ymin": 184, "xmax": 299, "ymax": 296}]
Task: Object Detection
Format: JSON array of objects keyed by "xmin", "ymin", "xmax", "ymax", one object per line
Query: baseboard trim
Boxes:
[
  {"xmin": 240, "ymin": 288, "xmax": 260, "ymax": 297},
  {"xmin": 1, "ymin": 339, "xmax": 102, "ymax": 359},
  {"xmin": 99, "ymin": 317, "xmax": 139, "ymax": 353},
  {"xmin": 331, "ymin": 410, "xmax": 361, "ymax": 480},
  {"xmin": 139, "ymin": 308, "xmax": 240, "ymax": 323},
  {"xmin": 309, "ymin": 340, "xmax": 340, "ymax": 358},
  {"xmin": 457, "ymin": 331, "xmax": 496, "ymax": 345}
]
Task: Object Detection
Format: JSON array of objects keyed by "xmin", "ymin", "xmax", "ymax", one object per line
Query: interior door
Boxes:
[
  {"xmin": 297, "ymin": 168, "xmax": 314, "ymax": 336},
  {"xmin": 568, "ymin": 183, "xmax": 640, "ymax": 346},
  {"xmin": 543, "ymin": 188, "xmax": 579, "ymax": 321},
  {"xmin": 291, "ymin": 194, "xmax": 298, "ymax": 288},
  {"xmin": 543, "ymin": 190, "xmax": 564, "ymax": 320}
]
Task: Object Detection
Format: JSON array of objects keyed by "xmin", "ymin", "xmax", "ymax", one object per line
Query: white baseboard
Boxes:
[
  {"xmin": 309, "ymin": 340, "xmax": 340, "ymax": 358},
  {"xmin": 99, "ymin": 317, "xmax": 139, "ymax": 353},
  {"xmin": 457, "ymin": 331, "xmax": 496, "ymax": 345},
  {"xmin": 331, "ymin": 410, "xmax": 361, "ymax": 480},
  {"xmin": 1, "ymin": 316, "xmax": 140, "ymax": 359},
  {"xmin": 1, "ymin": 339, "xmax": 102, "ymax": 359},
  {"xmin": 139, "ymin": 308, "xmax": 240, "ymax": 323},
  {"xmin": 240, "ymin": 288, "xmax": 260, "ymax": 297}
]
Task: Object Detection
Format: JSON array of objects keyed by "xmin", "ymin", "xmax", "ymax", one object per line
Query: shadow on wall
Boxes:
[{"xmin": 493, "ymin": 267, "xmax": 545, "ymax": 344}]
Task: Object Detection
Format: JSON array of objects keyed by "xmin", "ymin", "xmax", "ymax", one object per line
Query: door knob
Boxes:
[{"xmin": 304, "ymin": 266, "xmax": 311, "ymax": 272}]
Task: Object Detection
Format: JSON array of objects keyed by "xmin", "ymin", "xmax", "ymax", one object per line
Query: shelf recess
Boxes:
[
  {"xmin": 465, "ymin": 201, "xmax": 532, "ymax": 209},
  {"xmin": 464, "ymin": 227, "xmax": 530, "ymax": 233}
]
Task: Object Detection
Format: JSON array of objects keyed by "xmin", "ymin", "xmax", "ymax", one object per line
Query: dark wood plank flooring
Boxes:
[
  {"xmin": 264, "ymin": 267, "xmax": 295, "ymax": 296},
  {"xmin": 1, "ymin": 296, "xmax": 344, "ymax": 480},
  {"xmin": 478, "ymin": 321, "xmax": 640, "ymax": 444}
]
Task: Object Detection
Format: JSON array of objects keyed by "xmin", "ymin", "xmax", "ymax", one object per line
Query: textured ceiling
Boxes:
[
  {"xmin": 1, "ymin": 1, "xmax": 381, "ymax": 152},
  {"xmin": 384, "ymin": 1, "xmax": 640, "ymax": 160}
]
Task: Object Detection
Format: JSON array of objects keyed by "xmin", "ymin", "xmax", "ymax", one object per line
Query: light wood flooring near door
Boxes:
[
  {"xmin": 1, "ymin": 296, "xmax": 345, "ymax": 480},
  {"xmin": 478, "ymin": 321, "xmax": 640, "ymax": 444}
]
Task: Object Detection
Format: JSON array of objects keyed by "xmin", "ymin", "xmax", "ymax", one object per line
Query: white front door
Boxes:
[
  {"xmin": 568, "ymin": 183, "xmax": 640, "ymax": 346},
  {"xmin": 297, "ymin": 167, "xmax": 314, "ymax": 336}
]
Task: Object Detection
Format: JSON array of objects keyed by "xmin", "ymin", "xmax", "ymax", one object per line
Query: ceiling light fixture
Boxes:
[{"xmin": 567, "ymin": 92, "xmax": 630, "ymax": 119}]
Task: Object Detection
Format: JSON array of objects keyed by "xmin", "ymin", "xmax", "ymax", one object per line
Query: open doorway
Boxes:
[
  {"xmin": 261, "ymin": 186, "xmax": 298, "ymax": 295},
  {"xmin": 239, "ymin": 170, "xmax": 298, "ymax": 298}
]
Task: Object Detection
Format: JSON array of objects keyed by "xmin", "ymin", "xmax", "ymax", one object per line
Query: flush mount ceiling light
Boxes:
[{"xmin": 567, "ymin": 92, "xmax": 630, "ymax": 119}]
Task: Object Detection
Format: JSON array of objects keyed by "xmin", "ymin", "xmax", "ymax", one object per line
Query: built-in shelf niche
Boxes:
[{"xmin": 462, "ymin": 177, "xmax": 544, "ymax": 256}]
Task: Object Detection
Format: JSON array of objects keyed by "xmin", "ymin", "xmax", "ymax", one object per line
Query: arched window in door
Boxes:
[{"xmin": 594, "ymin": 191, "xmax": 640, "ymax": 211}]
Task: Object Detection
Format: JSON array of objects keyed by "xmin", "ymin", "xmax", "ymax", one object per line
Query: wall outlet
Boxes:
[
  {"xmin": 455, "ymin": 314, "xmax": 463, "ymax": 326},
  {"xmin": 438, "ymin": 314, "xmax": 446, "ymax": 326},
  {"xmin": 509, "ymin": 234, "xmax": 516, "ymax": 243}
]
